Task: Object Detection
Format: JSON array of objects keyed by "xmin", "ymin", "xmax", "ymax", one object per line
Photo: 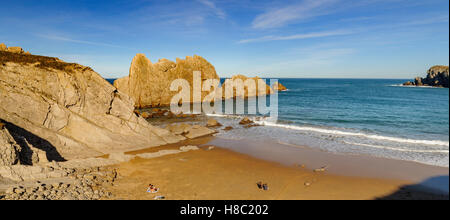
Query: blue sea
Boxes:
[{"xmin": 107, "ymin": 78, "xmax": 449, "ymax": 167}]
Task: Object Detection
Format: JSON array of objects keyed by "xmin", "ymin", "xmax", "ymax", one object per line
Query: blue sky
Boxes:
[{"xmin": 1, "ymin": 0, "xmax": 448, "ymax": 79}]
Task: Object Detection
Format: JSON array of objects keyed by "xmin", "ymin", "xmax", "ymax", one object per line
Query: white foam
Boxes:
[
  {"xmin": 253, "ymin": 120, "xmax": 449, "ymax": 147},
  {"xmin": 343, "ymin": 141, "xmax": 449, "ymax": 154},
  {"xmin": 389, "ymin": 84, "xmax": 440, "ymax": 88}
]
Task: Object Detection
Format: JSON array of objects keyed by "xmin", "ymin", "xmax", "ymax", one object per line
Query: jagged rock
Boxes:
[
  {"xmin": 206, "ymin": 119, "xmax": 222, "ymax": 127},
  {"xmin": 222, "ymin": 75, "xmax": 274, "ymax": 99},
  {"xmin": 0, "ymin": 127, "xmax": 21, "ymax": 166},
  {"xmin": 272, "ymin": 82, "xmax": 287, "ymax": 91},
  {"xmin": 404, "ymin": 66, "xmax": 449, "ymax": 88},
  {"xmin": 114, "ymin": 53, "xmax": 219, "ymax": 108},
  {"xmin": 0, "ymin": 43, "xmax": 6, "ymax": 51},
  {"xmin": 0, "ymin": 50, "xmax": 185, "ymax": 161}
]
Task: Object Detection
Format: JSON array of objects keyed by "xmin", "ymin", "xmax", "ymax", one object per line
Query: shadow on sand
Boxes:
[
  {"xmin": 1, "ymin": 120, "xmax": 66, "ymax": 164},
  {"xmin": 377, "ymin": 175, "xmax": 449, "ymax": 200}
]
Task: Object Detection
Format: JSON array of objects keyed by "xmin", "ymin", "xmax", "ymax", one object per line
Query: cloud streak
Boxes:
[
  {"xmin": 197, "ymin": 0, "xmax": 226, "ymax": 19},
  {"xmin": 238, "ymin": 30, "xmax": 353, "ymax": 44},
  {"xmin": 36, "ymin": 34, "xmax": 131, "ymax": 49},
  {"xmin": 252, "ymin": 0, "xmax": 339, "ymax": 29}
]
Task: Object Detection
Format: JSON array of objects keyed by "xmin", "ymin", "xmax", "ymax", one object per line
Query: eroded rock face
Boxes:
[
  {"xmin": 0, "ymin": 126, "xmax": 21, "ymax": 166},
  {"xmin": 0, "ymin": 43, "xmax": 6, "ymax": 51},
  {"xmin": 0, "ymin": 51, "xmax": 184, "ymax": 161},
  {"xmin": 404, "ymin": 66, "xmax": 449, "ymax": 88},
  {"xmin": 114, "ymin": 54, "xmax": 220, "ymax": 108}
]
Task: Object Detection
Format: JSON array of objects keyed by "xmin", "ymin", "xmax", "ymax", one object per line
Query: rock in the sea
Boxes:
[
  {"xmin": 0, "ymin": 50, "xmax": 184, "ymax": 161},
  {"xmin": 113, "ymin": 53, "xmax": 219, "ymax": 108},
  {"xmin": 404, "ymin": 66, "xmax": 449, "ymax": 88},
  {"xmin": 221, "ymin": 75, "xmax": 274, "ymax": 99},
  {"xmin": 272, "ymin": 82, "xmax": 287, "ymax": 91},
  {"xmin": 239, "ymin": 117, "xmax": 253, "ymax": 125},
  {"xmin": 206, "ymin": 119, "xmax": 222, "ymax": 127}
]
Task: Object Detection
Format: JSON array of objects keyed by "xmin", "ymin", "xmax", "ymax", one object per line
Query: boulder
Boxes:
[
  {"xmin": 239, "ymin": 117, "xmax": 253, "ymax": 125},
  {"xmin": 272, "ymin": 82, "xmax": 287, "ymax": 91},
  {"xmin": 0, "ymin": 43, "xmax": 6, "ymax": 51},
  {"xmin": 113, "ymin": 53, "xmax": 219, "ymax": 108},
  {"xmin": 166, "ymin": 123, "xmax": 192, "ymax": 135},
  {"xmin": 206, "ymin": 119, "xmax": 222, "ymax": 127},
  {"xmin": 223, "ymin": 126, "xmax": 233, "ymax": 131},
  {"xmin": 184, "ymin": 125, "xmax": 216, "ymax": 139},
  {"xmin": 0, "ymin": 50, "xmax": 185, "ymax": 161}
]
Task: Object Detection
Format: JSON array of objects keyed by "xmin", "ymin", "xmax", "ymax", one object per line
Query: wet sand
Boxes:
[{"xmin": 105, "ymin": 136, "xmax": 449, "ymax": 200}]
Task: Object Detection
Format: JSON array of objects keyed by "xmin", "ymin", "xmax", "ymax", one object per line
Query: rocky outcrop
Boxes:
[
  {"xmin": 0, "ymin": 50, "xmax": 184, "ymax": 161},
  {"xmin": 222, "ymin": 75, "xmax": 274, "ymax": 98},
  {"xmin": 114, "ymin": 54, "xmax": 219, "ymax": 108},
  {"xmin": 404, "ymin": 66, "xmax": 449, "ymax": 88},
  {"xmin": 272, "ymin": 82, "xmax": 287, "ymax": 91},
  {"xmin": 0, "ymin": 43, "xmax": 28, "ymax": 54},
  {"xmin": 0, "ymin": 126, "xmax": 21, "ymax": 166}
]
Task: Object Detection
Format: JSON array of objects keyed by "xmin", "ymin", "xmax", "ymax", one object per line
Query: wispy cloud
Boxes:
[
  {"xmin": 252, "ymin": 0, "xmax": 339, "ymax": 29},
  {"xmin": 197, "ymin": 0, "xmax": 226, "ymax": 19},
  {"xmin": 36, "ymin": 34, "xmax": 131, "ymax": 49},
  {"xmin": 238, "ymin": 30, "xmax": 352, "ymax": 44}
]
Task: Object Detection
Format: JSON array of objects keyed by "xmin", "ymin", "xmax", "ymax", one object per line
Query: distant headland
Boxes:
[{"xmin": 403, "ymin": 65, "xmax": 449, "ymax": 88}]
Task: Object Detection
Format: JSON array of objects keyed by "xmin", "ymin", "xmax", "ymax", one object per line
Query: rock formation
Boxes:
[
  {"xmin": 272, "ymin": 82, "xmax": 287, "ymax": 91},
  {"xmin": 0, "ymin": 43, "xmax": 28, "ymax": 54},
  {"xmin": 221, "ymin": 75, "xmax": 274, "ymax": 98},
  {"xmin": 0, "ymin": 50, "xmax": 185, "ymax": 161},
  {"xmin": 0, "ymin": 125, "xmax": 21, "ymax": 166},
  {"xmin": 113, "ymin": 54, "xmax": 220, "ymax": 108},
  {"xmin": 403, "ymin": 66, "xmax": 449, "ymax": 88}
]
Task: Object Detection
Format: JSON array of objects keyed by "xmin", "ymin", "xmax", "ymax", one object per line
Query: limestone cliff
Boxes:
[
  {"xmin": 114, "ymin": 54, "xmax": 219, "ymax": 108},
  {"xmin": 404, "ymin": 65, "xmax": 449, "ymax": 88},
  {"xmin": 0, "ymin": 50, "xmax": 184, "ymax": 161}
]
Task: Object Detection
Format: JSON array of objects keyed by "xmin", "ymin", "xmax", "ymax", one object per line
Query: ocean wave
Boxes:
[{"xmin": 253, "ymin": 120, "xmax": 449, "ymax": 147}]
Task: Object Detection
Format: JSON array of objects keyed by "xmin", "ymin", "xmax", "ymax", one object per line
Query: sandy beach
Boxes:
[{"xmin": 104, "ymin": 136, "xmax": 449, "ymax": 200}]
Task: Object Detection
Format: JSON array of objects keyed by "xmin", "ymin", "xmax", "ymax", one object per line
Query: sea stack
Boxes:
[
  {"xmin": 114, "ymin": 54, "xmax": 219, "ymax": 108},
  {"xmin": 404, "ymin": 65, "xmax": 449, "ymax": 88}
]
